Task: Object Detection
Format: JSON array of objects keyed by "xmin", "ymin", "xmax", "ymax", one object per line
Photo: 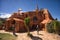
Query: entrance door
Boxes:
[
  {"xmin": 31, "ymin": 24, "xmax": 37, "ymax": 31},
  {"xmin": 9, "ymin": 20, "xmax": 16, "ymax": 31}
]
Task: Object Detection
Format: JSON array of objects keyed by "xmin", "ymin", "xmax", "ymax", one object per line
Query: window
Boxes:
[
  {"xmin": 43, "ymin": 14, "xmax": 45, "ymax": 19},
  {"xmin": 12, "ymin": 20, "xmax": 15, "ymax": 24},
  {"xmin": 29, "ymin": 12, "xmax": 32, "ymax": 16},
  {"xmin": 33, "ymin": 16, "xmax": 37, "ymax": 22}
]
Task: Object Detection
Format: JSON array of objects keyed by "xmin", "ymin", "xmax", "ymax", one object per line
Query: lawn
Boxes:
[{"xmin": 0, "ymin": 33, "xmax": 16, "ymax": 40}]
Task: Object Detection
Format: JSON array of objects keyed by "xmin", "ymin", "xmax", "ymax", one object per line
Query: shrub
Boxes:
[
  {"xmin": 46, "ymin": 22, "xmax": 54, "ymax": 33},
  {"xmin": 55, "ymin": 21, "xmax": 60, "ymax": 34},
  {"xmin": 46, "ymin": 20, "xmax": 60, "ymax": 34},
  {"xmin": 0, "ymin": 21, "xmax": 3, "ymax": 29},
  {"xmin": 0, "ymin": 21, "xmax": 3, "ymax": 26}
]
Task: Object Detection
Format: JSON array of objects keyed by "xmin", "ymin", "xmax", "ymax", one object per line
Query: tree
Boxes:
[
  {"xmin": 24, "ymin": 17, "xmax": 30, "ymax": 35},
  {"xmin": 55, "ymin": 18, "xmax": 58, "ymax": 20}
]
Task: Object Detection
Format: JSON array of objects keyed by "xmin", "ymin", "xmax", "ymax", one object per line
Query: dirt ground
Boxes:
[{"xmin": 0, "ymin": 30, "xmax": 60, "ymax": 40}]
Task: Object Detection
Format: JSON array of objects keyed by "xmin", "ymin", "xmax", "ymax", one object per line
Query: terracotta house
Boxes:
[{"xmin": 4, "ymin": 7, "xmax": 54, "ymax": 32}]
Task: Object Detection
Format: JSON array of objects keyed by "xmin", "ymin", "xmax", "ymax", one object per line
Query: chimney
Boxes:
[{"xmin": 18, "ymin": 8, "xmax": 22, "ymax": 13}]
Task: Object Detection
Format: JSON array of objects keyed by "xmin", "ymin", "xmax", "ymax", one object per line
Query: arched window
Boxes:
[{"xmin": 33, "ymin": 16, "xmax": 37, "ymax": 22}]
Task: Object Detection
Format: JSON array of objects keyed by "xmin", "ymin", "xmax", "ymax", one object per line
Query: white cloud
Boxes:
[
  {"xmin": 0, "ymin": 13, "xmax": 12, "ymax": 18},
  {"xmin": 20, "ymin": 11, "xmax": 26, "ymax": 13},
  {"xmin": 0, "ymin": 11, "xmax": 26, "ymax": 18}
]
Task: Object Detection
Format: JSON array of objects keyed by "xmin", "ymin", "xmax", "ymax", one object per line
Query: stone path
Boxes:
[{"xmin": 0, "ymin": 30, "xmax": 60, "ymax": 40}]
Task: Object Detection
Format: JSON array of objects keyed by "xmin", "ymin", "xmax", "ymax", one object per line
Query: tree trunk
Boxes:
[{"xmin": 24, "ymin": 23, "xmax": 30, "ymax": 34}]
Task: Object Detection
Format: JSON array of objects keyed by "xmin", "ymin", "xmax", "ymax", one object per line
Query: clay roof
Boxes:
[
  {"xmin": 6, "ymin": 18, "xmax": 11, "ymax": 21},
  {"xmin": 13, "ymin": 18, "xmax": 24, "ymax": 22},
  {"xmin": 6, "ymin": 18, "xmax": 24, "ymax": 22},
  {"xmin": 41, "ymin": 19, "xmax": 52, "ymax": 24}
]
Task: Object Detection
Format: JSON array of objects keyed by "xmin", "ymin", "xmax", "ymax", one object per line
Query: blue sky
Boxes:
[{"xmin": 0, "ymin": 0, "xmax": 60, "ymax": 20}]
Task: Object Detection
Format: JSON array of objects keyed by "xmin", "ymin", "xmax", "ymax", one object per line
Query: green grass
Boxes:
[{"xmin": 0, "ymin": 33, "xmax": 16, "ymax": 40}]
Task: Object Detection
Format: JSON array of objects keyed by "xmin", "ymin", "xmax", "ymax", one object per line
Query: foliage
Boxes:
[
  {"xmin": 0, "ymin": 18, "xmax": 6, "ymax": 26},
  {"xmin": 0, "ymin": 21, "xmax": 3, "ymax": 26},
  {"xmin": 24, "ymin": 17, "xmax": 30, "ymax": 25},
  {"xmin": 0, "ymin": 19, "xmax": 6, "ymax": 29},
  {"xmin": 0, "ymin": 19, "xmax": 5, "ymax": 26},
  {"xmin": 46, "ymin": 20, "xmax": 60, "ymax": 34},
  {"xmin": 0, "ymin": 33, "xmax": 16, "ymax": 40},
  {"xmin": 46, "ymin": 22, "xmax": 54, "ymax": 33},
  {"xmin": 0, "ymin": 21, "xmax": 4, "ymax": 29}
]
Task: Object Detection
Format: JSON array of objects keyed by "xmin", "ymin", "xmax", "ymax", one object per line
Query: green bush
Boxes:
[
  {"xmin": 46, "ymin": 22, "xmax": 55, "ymax": 33},
  {"xmin": 0, "ymin": 21, "xmax": 3, "ymax": 29},
  {"xmin": 55, "ymin": 21, "xmax": 60, "ymax": 34},
  {"xmin": 0, "ymin": 21, "xmax": 3, "ymax": 26},
  {"xmin": 46, "ymin": 20, "xmax": 60, "ymax": 34}
]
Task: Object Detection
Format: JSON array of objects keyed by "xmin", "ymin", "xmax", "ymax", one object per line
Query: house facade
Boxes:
[{"xmin": 4, "ymin": 7, "xmax": 54, "ymax": 32}]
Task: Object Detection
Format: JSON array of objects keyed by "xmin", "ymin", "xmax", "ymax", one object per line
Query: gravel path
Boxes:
[{"xmin": 0, "ymin": 30, "xmax": 60, "ymax": 40}]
